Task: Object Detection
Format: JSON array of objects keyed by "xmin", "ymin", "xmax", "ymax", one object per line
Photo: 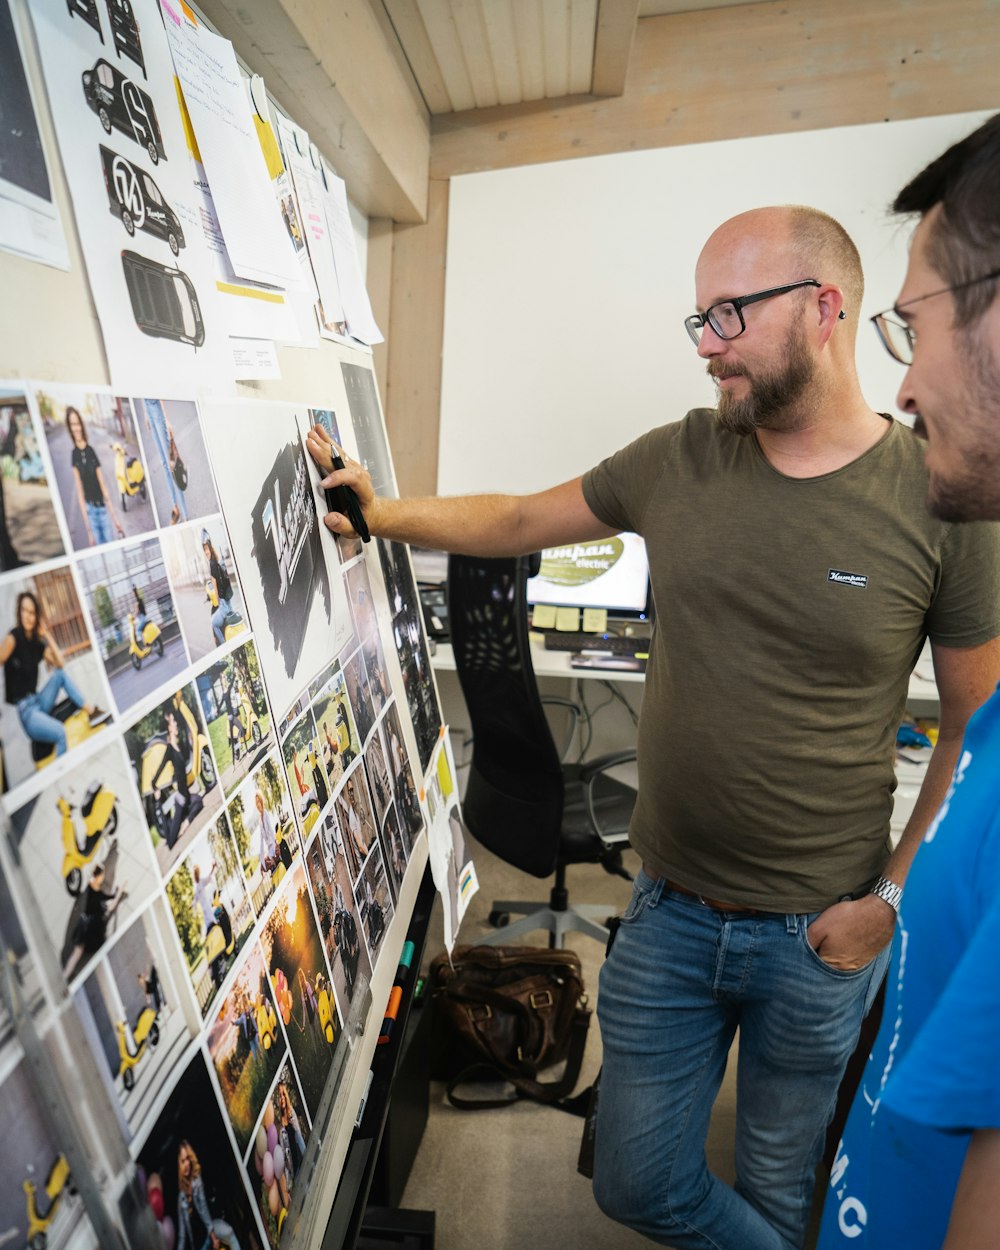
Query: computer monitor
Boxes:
[{"xmin": 526, "ymin": 532, "xmax": 652, "ymax": 625}]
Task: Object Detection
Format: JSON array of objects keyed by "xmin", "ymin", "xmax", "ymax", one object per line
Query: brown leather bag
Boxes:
[{"xmin": 428, "ymin": 944, "xmax": 591, "ymax": 1110}]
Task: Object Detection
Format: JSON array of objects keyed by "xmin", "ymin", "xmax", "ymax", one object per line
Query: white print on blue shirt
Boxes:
[{"xmin": 924, "ymin": 747, "xmax": 972, "ymax": 844}]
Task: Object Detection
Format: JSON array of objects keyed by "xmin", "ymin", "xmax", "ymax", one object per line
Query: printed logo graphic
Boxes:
[
  {"xmin": 827, "ymin": 569, "xmax": 868, "ymax": 589},
  {"xmin": 539, "ymin": 537, "xmax": 625, "ymax": 586}
]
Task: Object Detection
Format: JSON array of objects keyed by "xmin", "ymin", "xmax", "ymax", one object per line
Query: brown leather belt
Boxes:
[{"xmin": 648, "ymin": 865, "xmax": 763, "ymax": 915}]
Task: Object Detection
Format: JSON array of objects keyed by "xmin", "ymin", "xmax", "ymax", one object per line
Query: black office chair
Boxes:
[{"xmin": 447, "ymin": 553, "xmax": 635, "ymax": 948}]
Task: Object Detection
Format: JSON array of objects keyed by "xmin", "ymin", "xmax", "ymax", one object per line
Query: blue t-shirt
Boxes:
[{"xmin": 818, "ymin": 685, "xmax": 1000, "ymax": 1248}]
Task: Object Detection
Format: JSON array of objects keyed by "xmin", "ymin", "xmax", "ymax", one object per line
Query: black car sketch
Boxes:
[
  {"xmin": 83, "ymin": 59, "xmax": 164, "ymax": 164},
  {"xmin": 106, "ymin": 0, "xmax": 145, "ymax": 78},
  {"xmin": 121, "ymin": 251, "xmax": 205, "ymax": 347},
  {"xmin": 66, "ymin": 0, "xmax": 103, "ymax": 41},
  {"xmin": 100, "ymin": 147, "xmax": 184, "ymax": 253}
]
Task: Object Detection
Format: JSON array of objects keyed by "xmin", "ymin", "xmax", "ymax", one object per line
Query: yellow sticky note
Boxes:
[
  {"xmin": 531, "ymin": 604, "xmax": 557, "ymax": 629},
  {"xmin": 582, "ymin": 608, "xmax": 608, "ymax": 633},
  {"xmin": 555, "ymin": 607, "xmax": 581, "ymax": 632}
]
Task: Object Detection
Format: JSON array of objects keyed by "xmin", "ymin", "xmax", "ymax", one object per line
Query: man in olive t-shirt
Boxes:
[{"xmin": 308, "ymin": 205, "xmax": 1000, "ymax": 1250}]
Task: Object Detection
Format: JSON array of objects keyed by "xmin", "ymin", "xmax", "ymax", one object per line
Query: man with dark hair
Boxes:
[
  {"xmin": 819, "ymin": 116, "xmax": 1000, "ymax": 1250},
  {"xmin": 311, "ymin": 205, "xmax": 1000, "ymax": 1250}
]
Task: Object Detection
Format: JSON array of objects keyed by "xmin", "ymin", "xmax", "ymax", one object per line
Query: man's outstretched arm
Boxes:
[{"xmin": 306, "ymin": 424, "xmax": 617, "ymax": 557}]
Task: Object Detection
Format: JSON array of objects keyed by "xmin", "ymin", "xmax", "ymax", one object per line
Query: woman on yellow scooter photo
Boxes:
[
  {"xmin": 0, "ymin": 590, "xmax": 109, "ymax": 761},
  {"xmin": 150, "ymin": 709, "xmax": 204, "ymax": 850},
  {"xmin": 203, "ymin": 530, "xmax": 236, "ymax": 649},
  {"xmin": 66, "ymin": 406, "xmax": 125, "ymax": 547}
]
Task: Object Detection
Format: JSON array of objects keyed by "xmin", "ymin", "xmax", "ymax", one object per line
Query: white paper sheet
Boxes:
[
  {"xmin": 0, "ymin": 0, "xmax": 69, "ymax": 268},
  {"xmin": 278, "ymin": 117, "xmax": 346, "ymax": 335},
  {"xmin": 321, "ymin": 164, "xmax": 383, "ymax": 346},
  {"xmin": 30, "ymin": 0, "xmax": 235, "ymax": 395},
  {"xmin": 232, "ymin": 337, "xmax": 280, "ymax": 379},
  {"xmin": 161, "ymin": 2, "xmax": 300, "ymax": 289},
  {"xmin": 424, "ymin": 732, "xmax": 477, "ymax": 952}
]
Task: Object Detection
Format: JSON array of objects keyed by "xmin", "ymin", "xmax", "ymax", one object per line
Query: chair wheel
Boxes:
[{"xmin": 488, "ymin": 910, "xmax": 510, "ymax": 928}]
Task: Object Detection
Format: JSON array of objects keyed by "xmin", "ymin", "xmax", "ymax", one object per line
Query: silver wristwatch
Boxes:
[{"xmin": 869, "ymin": 875, "xmax": 903, "ymax": 913}]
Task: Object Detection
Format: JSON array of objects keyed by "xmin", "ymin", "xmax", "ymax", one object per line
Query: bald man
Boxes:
[{"xmin": 308, "ymin": 206, "xmax": 1000, "ymax": 1250}]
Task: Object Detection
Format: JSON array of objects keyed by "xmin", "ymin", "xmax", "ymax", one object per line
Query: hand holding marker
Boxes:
[{"xmin": 305, "ymin": 424, "xmax": 370, "ymax": 542}]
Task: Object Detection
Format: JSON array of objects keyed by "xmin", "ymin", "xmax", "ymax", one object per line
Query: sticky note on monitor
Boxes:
[
  {"xmin": 555, "ymin": 607, "xmax": 580, "ymax": 632},
  {"xmin": 582, "ymin": 608, "xmax": 608, "ymax": 633},
  {"xmin": 531, "ymin": 604, "xmax": 557, "ymax": 629}
]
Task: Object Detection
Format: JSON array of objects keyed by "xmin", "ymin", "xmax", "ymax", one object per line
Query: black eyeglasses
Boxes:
[
  {"xmin": 684, "ymin": 279, "xmax": 821, "ymax": 346},
  {"xmin": 871, "ymin": 268, "xmax": 1000, "ymax": 365}
]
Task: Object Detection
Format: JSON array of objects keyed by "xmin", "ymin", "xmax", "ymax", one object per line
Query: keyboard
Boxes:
[{"xmin": 542, "ymin": 631, "xmax": 648, "ymax": 655}]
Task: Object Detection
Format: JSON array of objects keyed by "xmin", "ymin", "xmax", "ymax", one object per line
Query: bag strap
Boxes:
[
  {"xmin": 445, "ymin": 983, "xmax": 547, "ymax": 1072},
  {"xmin": 446, "ymin": 1005, "xmax": 591, "ymax": 1113}
]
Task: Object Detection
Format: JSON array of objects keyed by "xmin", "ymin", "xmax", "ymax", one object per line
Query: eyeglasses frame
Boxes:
[
  {"xmin": 684, "ymin": 279, "xmax": 822, "ymax": 347},
  {"xmin": 870, "ymin": 267, "xmax": 1000, "ymax": 365}
]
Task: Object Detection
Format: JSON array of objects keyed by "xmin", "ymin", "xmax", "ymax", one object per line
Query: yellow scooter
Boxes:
[
  {"xmin": 229, "ymin": 687, "xmax": 262, "ymax": 761},
  {"xmin": 205, "ymin": 579, "xmax": 246, "ymax": 642},
  {"xmin": 117, "ymin": 1004, "xmax": 160, "ymax": 1091},
  {"xmin": 112, "ymin": 442, "xmax": 147, "ymax": 509},
  {"xmin": 138, "ymin": 692, "xmax": 215, "ymax": 843},
  {"xmin": 204, "ymin": 893, "xmax": 234, "ymax": 989},
  {"xmin": 127, "ymin": 612, "xmax": 163, "ymax": 669},
  {"xmin": 318, "ymin": 985, "xmax": 336, "ymax": 1044},
  {"xmin": 59, "ymin": 781, "xmax": 118, "ymax": 895},
  {"xmin": 23, "ymin": 1154, "xmax": 75, "ymax": 1250},
  {"xmin": 256, "ymin": 996, "xmax": 278, "ymax": 1051},
  {"xmin": 32, "ymin": 699, "xmax": 105, "ymax": 772}
]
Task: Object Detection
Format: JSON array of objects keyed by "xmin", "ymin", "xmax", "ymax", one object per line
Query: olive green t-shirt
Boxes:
[{"xmin": 582, "ymin": 410, "xmax": 1000, "ymax": 911}]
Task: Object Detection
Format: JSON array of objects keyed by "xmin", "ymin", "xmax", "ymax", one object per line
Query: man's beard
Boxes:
[
  {"xmin": 926, "ymin": 331, "xmax": 1000, "ymax": 521},
  {"xmin": 710, "ymin": 325, "xmax": 815, "ymax": 437}
]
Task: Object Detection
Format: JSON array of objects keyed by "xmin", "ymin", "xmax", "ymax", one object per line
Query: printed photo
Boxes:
[
  {"xmin": 258, "ymin": 863, "xmax": 338, "ymax": 1118},
  {"xmin": 34, "ymin": 385, "xmax": 155, "ymax": 550},
  {"xmin": 310, "ymin": 661, "xmax": 359, "ymax": 794},
  {"xmin": 0, "ymin": 387, "xmax": 64, "ymax": 572},
  {"xmin": 344, "ymin": 558, "xmax": 378, "ymax": 644},
  {"xmin": 247, "ymin": 1061, "xmax": 310, "ymax": 1249},
  {"xmin": 354, "ymin": 843, "xmax": 392, "ymax": 968},
  {"xmin": 160, "ymin": 517, "xmax": 247, "ymax": 663},
  {"xmin": 382, "ymin": 701, "xmax": 423, "ymax": 844},
  {"xmin": 0, "ymin": 1059, "xmax": 97, "ymax": 1250},
  {"xmin": 73, "ymin": 899, "xmax": 190, "ymax": 1139},
  {"xmin": 164, "ymin": 813, "xmax": 255, "ymax": 1019},
  {"xmin": 334, "ymin": 764, "xmax": 376, "ymax": 884},
  {"xmin": 307, "ymin": 408, "xmax": 362, "ymax": 564},
  {"xmin": 196, "ymin": 638, "xmax": 273, "ymax": 796},
  {"xmin": 207, "ymin": 942, "xmax": 286, "ymax": 1158},
  {"xmin": 364, "ymin": 729, "xmax": 392, "ymax": 829},
  {"xmin": 305, "ymin": 811, "xmax": 371, "ymax": 1010},
  {"xmin": 0, "ymin": 565, "xmax": 112, "ymax": 794},
  {"xmin": 9, "ymin": 738, "xmax": 159, "ymax": 988},
  {"xmin": 130, "ymin": 396, "xmax": 221, "ymax": 526},
  {"xmin": 136, "ymin": 1054, "xmax": 262, "ymax": 1250},
  {"xmin": 378, "ymin": 803, "xmax": 408, "ymax": 903},
  {"xmin": 342, "ymin": 647, "xmax": 375, "ymax": 746},
  {"xmin": 77, "ymin": 536, "xmax": 189, "ymax": 715},
  {"xmin": 378, "ymin": 538, "xmax": 442, "ymax": 773},
  {"xmin": 280, "ymin": 709, "xmax": 328, "ymax": 841},
  {"xmin": 340, "ymin": 363, "xmax": 395, "ymax": 498},
  {"xmin": 227, "ymin": 754, "xmax": 299, "ymax": 918},
  {"xmin": 361, "ymin": 632, "xmax": 390, "ymax": 716},
  {"xmin": 124, "ymin": 682, "xmax": 221, "ymax": 874},
  {"xmin": 0, "ymin": 860, "xmax": 44, "ymax": 1059}
]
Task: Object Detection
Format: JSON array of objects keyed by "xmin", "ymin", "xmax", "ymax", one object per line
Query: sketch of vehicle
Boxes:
[
  {"xmin": 82, "ymin": 59, "xmax": 164, "ymax": 164},
  {"xmin": 100, "ymin": 147, "xmax": 184, "ymax": 253},
  {"xmin": 121, "ymin": 250, "xmax": 205, "ymax": 347},
  {"xmin": 105, "ymin": 0, "xmax": 145, "ymax": 78},
  {"xmin": 66, "ymin": 0, "xmax": 103, "ymax": 41}
]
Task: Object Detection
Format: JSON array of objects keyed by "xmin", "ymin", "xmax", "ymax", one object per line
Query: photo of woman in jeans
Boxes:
[
  {"xmin": 143, "ymin": 397, "xmax": 187, "ymax": 525},
  {"xmin": 0, "ymin": 590, "xmax": 108, "ymax": 757},
  {"xmin": 67, "ymin": 406, "xmax": 124, "ymax": 547},
  {"xmin": 203, "ymin": 529, "xmax": 235, "ymax": 647},
  {"xmin": 176, "ymin": 1139, "xmax": 242, "ymax": 1250}
]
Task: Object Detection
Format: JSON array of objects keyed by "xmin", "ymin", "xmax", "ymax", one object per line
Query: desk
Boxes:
[{"xmin": 430, "ymin": 640, "xmax": 647, "ymax": 685}]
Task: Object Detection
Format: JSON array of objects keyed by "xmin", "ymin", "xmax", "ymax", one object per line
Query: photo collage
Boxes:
[{"xmin": 0, "ymin": 374, "xmax": 436, "ymax": 1250}]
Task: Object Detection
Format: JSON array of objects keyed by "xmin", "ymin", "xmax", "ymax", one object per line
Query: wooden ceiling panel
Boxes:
[
  {"xmin": 416, "ymin": 0, "xmax": 479, "ymax": 111},
  {"xmin": 482, "ymin": 2, "xmax": 523, "ymax": 106},
  {"xmin": 381, "ymin": 0, "xmax": 453, "ymax": 114},
  {"xmin": 512, "ymin": 0, "xmax": 547, "ymax": 99},
  {"xmin": 568, "ymin": 0, "xmax": 599, "ymax": 95},
  {"xmin": 451, "ymin": 0, "xmax": 501, "ymax": 108},
  {"xmin": 542, "ymin": 2, "xmax": 571, "ymax": 98}
]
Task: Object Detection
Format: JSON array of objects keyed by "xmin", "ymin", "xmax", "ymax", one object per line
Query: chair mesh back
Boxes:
[{"xmin": 447, "ymin": 554, "xmax": 564, "ymax": 877}]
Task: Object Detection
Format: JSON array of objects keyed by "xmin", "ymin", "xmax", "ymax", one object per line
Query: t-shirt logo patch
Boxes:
[{"xmin": 828, "ymin": 569, "xmax": 868, "ymax": 589}]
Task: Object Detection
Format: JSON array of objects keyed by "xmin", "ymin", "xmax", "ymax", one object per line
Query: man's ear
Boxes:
[{"xmin": 816, "ymin": 284, "xmax": 846, "ymax": 345}]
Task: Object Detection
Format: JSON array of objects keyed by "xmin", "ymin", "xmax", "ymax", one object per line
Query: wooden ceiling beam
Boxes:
[
  {"xmin": 430, "ymin": 0, "xmax": 998, "ymax": 179},
  {"xmin": 592, "ymin": 0, "xmax": 640, "ymax": 97},
  {"xmin": 198, "ymin": 0, "xmax": 430, "ymax": 222}
]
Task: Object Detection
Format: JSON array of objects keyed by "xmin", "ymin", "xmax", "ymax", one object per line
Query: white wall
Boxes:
[{"xmin": 439, "ymin": 110, "xmax": 993, "ymax": 496}]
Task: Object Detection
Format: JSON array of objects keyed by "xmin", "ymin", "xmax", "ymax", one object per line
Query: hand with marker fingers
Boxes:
[{"xmin": 306, "ymin": 424, "xmax": 375, "ymax": 540}]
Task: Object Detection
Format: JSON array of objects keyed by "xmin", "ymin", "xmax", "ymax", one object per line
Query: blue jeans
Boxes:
[
  {"xmin": 86, "ymin": 500, "xmax": 113, "ymax": 545},
  {"xmin": 211, "ymin": 598, "xmax": 232, "ymax": 645},
  {"xmin": 143, "ymin": 398, "xmax": 187, "ymax": 520},
  {"xmin": 17, "ymin": 668, "xmax": 86, "ymax": 755},
  {"xmin": 594, "ymin": 871, "xmax": 890, "ymax": 1250}
]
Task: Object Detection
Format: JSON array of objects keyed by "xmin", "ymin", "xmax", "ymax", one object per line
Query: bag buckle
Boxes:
[
  {"xmin": 467, "ymin": 1003, "xmax": 492, "ymax": 1023},
  {"xmin": 529, "ymin": 989, "xmax": 553, "ymax": 1010}
]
